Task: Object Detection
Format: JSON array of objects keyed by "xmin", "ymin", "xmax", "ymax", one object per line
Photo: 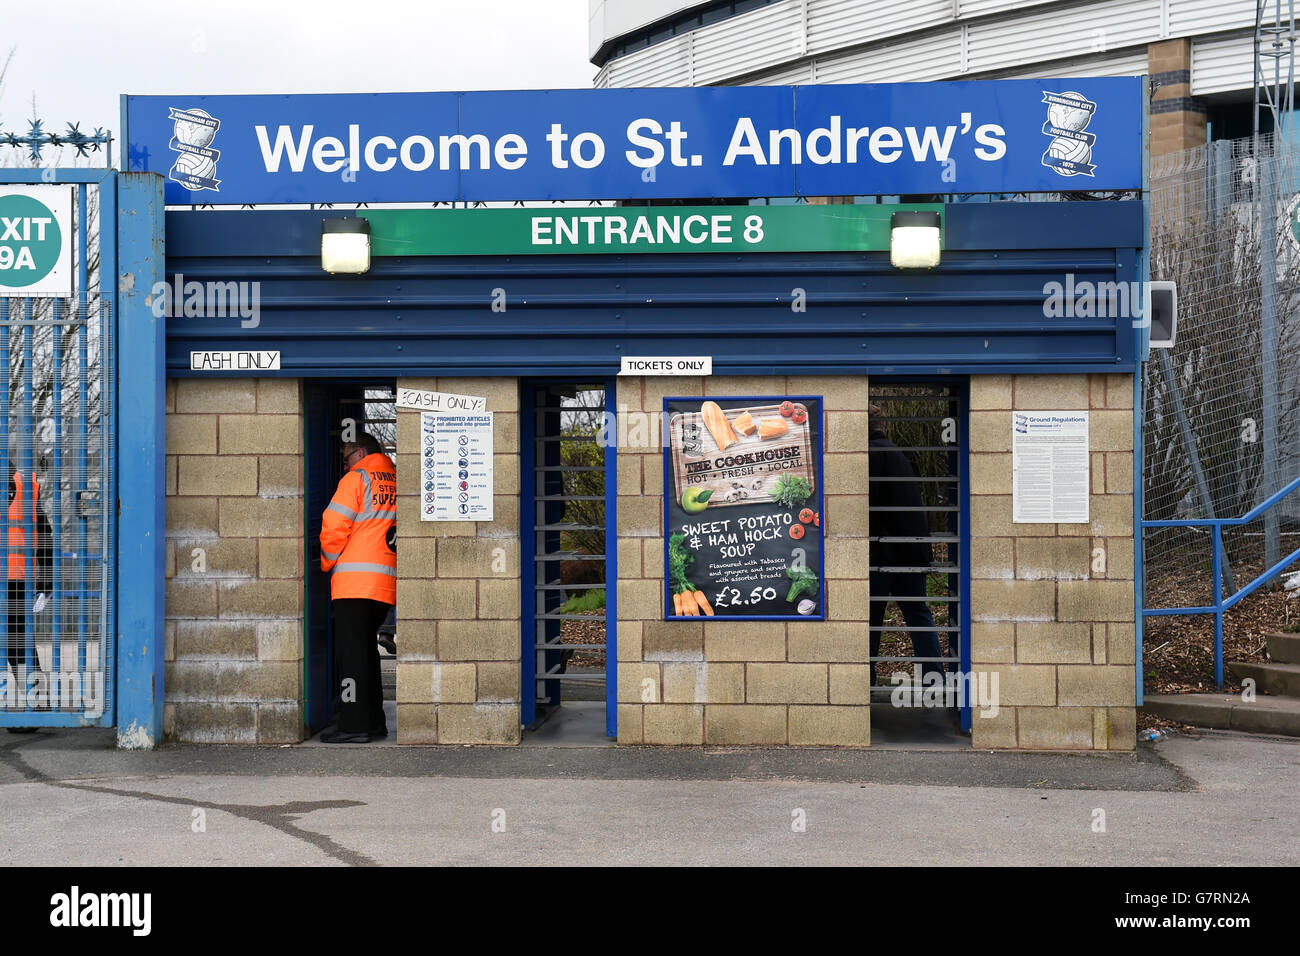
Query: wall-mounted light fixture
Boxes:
[
  {"xmin": 889, "ymin": 210, "xmax": 942, "ymax": 269},
  {"xmin": 321, "ymin": 217, "xmax": 371, "ymax": 274}
]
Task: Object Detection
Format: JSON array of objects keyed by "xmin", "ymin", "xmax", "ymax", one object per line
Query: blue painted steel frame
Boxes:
[
  {"xmin": 661, "ymin": 396, "xmax": 827, "ymax": 622},
  {"xmin": 1141, "ymin": 474, "xmax": 1300, "ymax": 688},
  {"xmin": 114, "ymin": 173, "xmax": 166, "ymax": 746}
]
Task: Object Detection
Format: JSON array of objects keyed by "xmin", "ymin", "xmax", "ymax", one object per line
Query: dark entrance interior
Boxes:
[
  {"xmin": 868, "ymin": 379, "xmax": 972, "ymax": 745},
  {"xmin": 520, "ymin": 380, "xmax": 615, "ymax": 742},
  {"xmin": 304, "ymin": 381, "xmax": 397, "ymax": 737}
]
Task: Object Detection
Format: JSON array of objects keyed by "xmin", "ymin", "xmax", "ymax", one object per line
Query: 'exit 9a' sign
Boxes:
[{"xmin": 0, "ymin": 186, "xmax": 73, "ymax": 298}]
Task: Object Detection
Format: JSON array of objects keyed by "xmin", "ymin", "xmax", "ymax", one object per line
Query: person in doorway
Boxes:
[
  {"xmin": 867, "ymin": 405, "xmax": 945, "ymax": 687},
  {"xmin": 6, "ymin": 471, "xmax": 54, "ymax": 734},
  {"xmin": 319, "ymin": 432, "xmax": 396, "ymax": 743}
]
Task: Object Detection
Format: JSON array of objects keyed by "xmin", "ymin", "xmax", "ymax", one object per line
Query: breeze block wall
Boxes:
[
  {"xmin": 163, "ymin": 378, "xmax": 305, "ymax": 744},
  {"xmin": 968, "ymin": 374, "xmax": 1137, "ymax": 751},
  {"xmin": 616, "ymin": 375, "xmax": 873, "ymax": 746},
  {"xmin": 394, "ymin": 377, "xmax": 522, "ymax": 745}
]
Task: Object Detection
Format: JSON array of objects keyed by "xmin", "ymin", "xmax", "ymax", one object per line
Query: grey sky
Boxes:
[{"xmin": 0, "ymin": 0, "xmax": 597, "ymax": 167}]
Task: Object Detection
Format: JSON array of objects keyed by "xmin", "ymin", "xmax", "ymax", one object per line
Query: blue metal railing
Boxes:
[{"xmin": 1141, "ymin": 474, "xmax": 1300, "ymax": 687}]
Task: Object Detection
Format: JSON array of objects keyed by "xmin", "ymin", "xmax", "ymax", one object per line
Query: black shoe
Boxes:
[
  {"xmin": 320, "ymin": 729, "xmax": 371, "ymax": 743},
  {"xmin": 370, "ymin": 728, "xmax": 389, "ymax": 739},
  {"xmin": 377, "ymin": 635, "xmax": 396, "ymax": 655}
]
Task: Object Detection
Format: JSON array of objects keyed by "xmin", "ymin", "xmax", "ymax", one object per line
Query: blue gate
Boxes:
[{"xmin": 0, "ymin": 169, "xmax": 117, "ymax": 728}]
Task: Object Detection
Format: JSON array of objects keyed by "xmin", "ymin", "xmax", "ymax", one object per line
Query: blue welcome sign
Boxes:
[{"xmin": 123, "ymin": 78, "xmax": 1142, "ymax": 205}]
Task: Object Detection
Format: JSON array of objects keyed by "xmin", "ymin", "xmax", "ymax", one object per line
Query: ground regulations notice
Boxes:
[
  {"xmin": 420, "ymin": 411, "xmax": 493, "ymax": 521},
  {"xmin": 664, "ymin": 397, "xmax": 824, "ymax": 620},
  {"xmin": 1011, "ymin": 411, "xmax": 1089, "ymax": 523}
]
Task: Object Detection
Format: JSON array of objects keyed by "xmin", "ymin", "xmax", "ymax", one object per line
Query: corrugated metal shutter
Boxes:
[
  {"xmin": 814, "ymin": 31, "xmax": 963, "ymax": 84},
  {"xmin": 966, "ymin": 0, "xmax": 1161, "ymax": 75},
  {"xmin": 597, "ymin": 33, "xmax": 692, "ymax": 88},
  {"xmin": 992, "ymin": 47, "xmax": 1150, "ymax": 79},
  {"xmin": 1191, "ymin": 32, "xmax": 1254, "ymax": 95},
  {"xmin": 692, "ymin": 1, "xmax": 805, "ymax": 85},
  {"xmin": 956, "ymin": 0, "xmax": 1059, "ymax": 17},
  {"xmin": 805, "ymin": 0, "xmax": 951, "ymax": 56},
  {"xmin": 1168, "ymin": 0, "xmax": 1255, "ymax": 36},
  {"xmin": 735, "ymin": 61, "xmax": 815, "ymax": 86}
]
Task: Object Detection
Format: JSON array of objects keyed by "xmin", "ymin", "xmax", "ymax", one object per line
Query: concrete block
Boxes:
[
  {"xmin": 617, "ymin": 538, "xmax": 641, "ymax": 578},
  {"xmin": 436, "ymin": 703, "xmax": 520, "ymax": 745},
  {"xmin": 786, "ymin": 377, "xmax": 866, "ymax": 411},
  {"xmin": 824, "ymin": 579, "xmax": 871, "ymax": 622},
  {"xmin": 218, "ymin": 497, "xmax": 302, "ymax": 538},
  {"xmin": 397, "ymin": 578, "xmax": 476, "ymax": 621},
  {"xmin": 787, "ymin": 623, "xmax": 870, "ymax": 662},
  {"xmin": 617, "ymin": 662, "xmax": 662, "ymax": 704},
  {"xmin": 824, "ymin": 538, "xmax": 871, "ymax": 580},
  {"xmin": 166, "ymin": 378, "xmax": 176, "ymax": 413},
  {"xmin": 829, "ymin": 664, "xmax": 870, "ymax": 704},
  {"xmin": 256, "ymin": 703, "xmax": 303, "ymax": 744},
  {"xmin": 642, "ymin": 453, "xmax": 664, "ymax": 496},
  {"xmin": 439, "ymin": 377, "xmax": 519, "ymax": 413},
  {"xmin": 617, "ymin": 704, "xmax": 643, "ymax": 744},
  {"xmin": 644, "ymin": 704, "xmax": 704, "ymax": 744},
  {"xmin": 166, "ymin": 660, "xmax": 300, "ymax": 702},
  {"xmin": 256, "ymin": 378, "xmax": 300, "ymax": 414},
  {"xmin": 257, "ymin": 620, "xmax": 302, "ymax": 661},
  {"xmin": 176, "ymin": 378, "xmax": 256, "ymax": 414},
  {"xmin": 166, "ymin": 455, "xmax": 177, "ymax": 496},
  {"xmin": 970, "ymin": 622, "xmax": 1014, "ymax": 663},
  {"xmin": 1108, "ymin": 623, "xmax": 1136, "ymax": 664},
  {"xmin": 970, "ymin": 453, "xmax": 1012, "ymax": 496},
  {"xmin": 974, "ymin": 664, "xmax": 1055, "ymax": 706},
  {"xmin": 643, "ymin": 376, "xmax": 703, "ymax": 411},
  {"xmin": 476, "ymin": 661, "xmax": 520, "ymax": 702},
  {"xmin": 970, "ymin": 375, "xmax": 1013, "ymax": 410},
  {"xmin": 969, "ymin": 705, "xmax": 1016, "ymax": 749},
  {"xmin": 970, "ymin": 579, "xmax": 1055, "ymax": 622},
  {"xmin": 166, "ymin": 579, "xmax": 218, "ymax": 619},
  {"xmin": 397, "ymin": 621, "xmax": 436, "ymax": 659},
  {"xmin": 171, "ymin": 538, "xmax": 258, "ymax": 579},
  {"xmin": 1105, "ymin": 537, "xmax": 1134, "ymax": 580},
  {"xmin": 617, "ymin": 579, "xmax": 661, "ymax": 621},
  {"xmin": 1105, "ymin": 374, "xmax": 1134, "ymax": 409},
  {"xmin": 642, "ymin": 538, "xmax": 664, "ymax": 578},
  {"xmin": 827, "ymin": 411, "xmax": 871, "ymax": 453},
  {"xmin": 217, "ymin": 580, "xmax": 303, "ymax": 618},
  {"xmin": 1016, "ymin": 621, "xmax": 1091, "ymax": 664},
  {"xmin": 168, "ymin": 701, "xmax": 257, "ymax": 743},
  {"xmin": 617, "ymin": 454, "xmax": 641, "ymax": 495},
  {"xmin": 704, "ymin": 621, "xmax": 787, "ymax": 661},
  {"xmin": 1058, "ymin": 580, "xmax": 1135, "ymax": 622},
  {"xmin": 437, "ymin": 620, "xmax": 517, "ymax": 661},
  {"xmin": 1105, "ymin": 452, "xmax": 1134, "ymax": 494},
  {"xmin": 218, "ymin": 414, "xmax": 302, "ymax": 455},
  {"xmin": 258, "ymin": 538, "xmax": 303, "ymax": 579},
  {"xmin": 1013, "ymin": 374, "xmax": 1088, "ymax": 409},
  {"xmin": 493, "ymin": 412, "xmax": 519, "ymax": 454},
  {"xmin": 166, "ymin": 414, "xmax": 217, "ymax": 455},
  {"xmin": 825, "ymin": 453, "xmax": 870, "ymax": 491},
  {"xmin": 704, "ymin": 704, "xmax": 787, "ymax": 745},
  {"xmin": 970, "ymin": 495, "xmax": 1053, "ymax": 537},
  {"xmin": 1015, "ymin": 538, "xmax": 1092, "ymax": 581},
  {"xmin": 494, "ymin": 454, "xmax": 520, "ymax": 496},
  {"xmin": 616, "ymin": 620, "xmax": 643, "ymax": 662},
  {"xmin": 1017, "ymin": 706, "xmax": 1094, "ymax": 749},
  {"xmin": 823, "ymin": 494, "xmax": 869, "ymax": 537},
  {"xmin": 1091, "ymin": 410, "xmax": 1134, "ymax": 452},
  {"xmin": 478, "ymin": 578, "xmax": 521, "ymax": 620},
  {"xmin": 789, "ymin": 705, "xmax": 869, "ymax": 746},
  {"xmin": 643, "ymin": 621, "xmax": 703, "ymax": 661},
  {"xmin": 746, "ymin": 662, "xmax": 827, "ymax": 704},
  {"xmin": 397, "ymin": 704, "xmax": 437, "ymax": 745},
  {"xmin": 178, "ymin": 455, "xmax": 258, "ymax": 497},
  {"xmin": 259, "ymin": 456, "xmax": 302, "ymax": 496},
  {"xmin": 969, "ymin": 411, "xmax": 1011, "ymax": 453},
  {"xmin": 1103, "ymin": 706, "xmax": 1136, "ymax": 750},
  {"xmin": 1058, "ymin": 665, "xmax": 1136, "ymax": 706},
  {"xmin": 396, "ymin": 537, "xmax": 437, "ymax": 579},
  {"xmin": 971, "ymin": 538, "xmax": 1014, "ymax": 580},
  {"xmin": 173, "ymin": 619, "xmax": 258, "ymax": 660},
  {"xmin": 662, "ymin": 662, "xmax": 744, "ymax": 703},
  {"xmin": 617, "ymin": 495, "xmax": 660, "ymax": 537}
]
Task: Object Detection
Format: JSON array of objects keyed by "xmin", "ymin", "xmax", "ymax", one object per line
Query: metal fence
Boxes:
[
  {"xmin": 1144, "ymin": 130, "xmax": 1300, "ymax": 612},
  {"xmin": 0, "ymin": 178, "xmax": 115, "ymax": 726}
]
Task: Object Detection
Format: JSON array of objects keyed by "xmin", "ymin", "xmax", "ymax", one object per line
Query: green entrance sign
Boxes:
[
  {"xmin": 366, "ymin": 204, "xmax": 943, "ymax": 257},
  {"xmin": 0, "ymin": 187, "xmax": 72, "ymax": 296}
]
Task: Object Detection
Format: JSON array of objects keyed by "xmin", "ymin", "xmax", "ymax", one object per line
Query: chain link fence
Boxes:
[{"xmin": 1144, "ymin": 131, "xmax": 1300, "ymax": 680}]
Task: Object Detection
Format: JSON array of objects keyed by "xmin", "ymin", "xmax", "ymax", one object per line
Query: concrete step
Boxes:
[
  {"xmin": 1266, "ymin": 631, "xmax": 1300, "ymax": 665},
  {"xmin": 1144, "ymin": 693, "xmax": 1300, "ymax": 737},
  {"xmin": 1227, "ymin": 660, "xmax": 1300, "ymax": 697}
]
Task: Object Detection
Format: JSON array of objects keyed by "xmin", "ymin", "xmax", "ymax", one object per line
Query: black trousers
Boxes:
[
  {"xmin": 331, "ymin": 598, "xmax": 390, "ymax": 734},
  {"xmin": 6, "ymin": 580, "xmax": 39, "ymax": 679}
]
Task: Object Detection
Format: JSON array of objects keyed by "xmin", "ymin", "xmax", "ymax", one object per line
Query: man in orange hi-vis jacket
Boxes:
[{"xmin": 319, "ymin": 432, "xmax": 396, "ymax": 743}]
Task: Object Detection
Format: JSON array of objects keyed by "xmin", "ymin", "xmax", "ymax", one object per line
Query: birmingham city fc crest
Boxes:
[
  {"xmin": 1040, "ymin": 91, "xmax": 1097, "ymax": 178},
  {"xmin": 168, "ymin": 107, "xmax": 222, "ymax": 192}
]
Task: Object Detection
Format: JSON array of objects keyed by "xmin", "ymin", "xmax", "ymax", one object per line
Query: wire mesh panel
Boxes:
[
  {"xmin": 0, "ymin": 181, "xmax": 115, "ymax": 726},
  {"xmin": 1145, "ymin": 132, "xmax": 1300, "ymax": 610}
]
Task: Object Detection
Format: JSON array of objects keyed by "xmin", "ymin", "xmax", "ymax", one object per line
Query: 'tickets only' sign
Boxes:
[{"xmin": 664, "ymin": 396, "xmax": 825, "ymax": 621}]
